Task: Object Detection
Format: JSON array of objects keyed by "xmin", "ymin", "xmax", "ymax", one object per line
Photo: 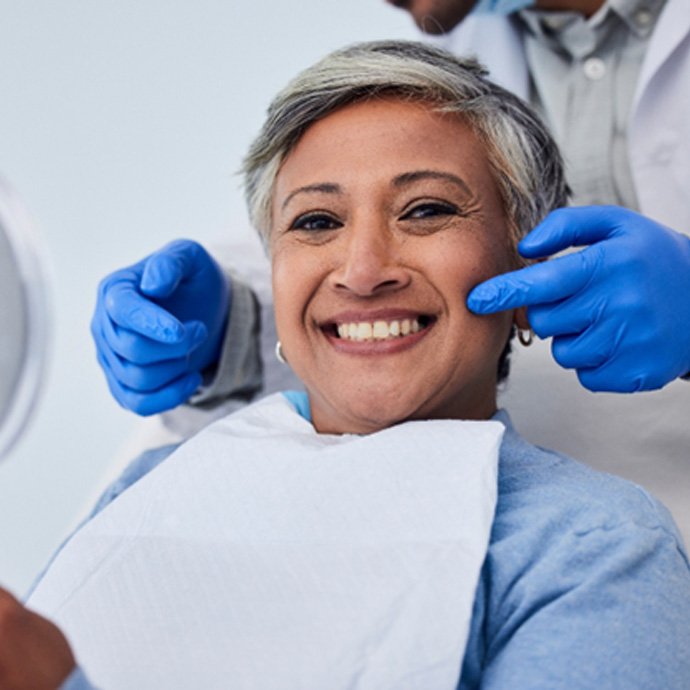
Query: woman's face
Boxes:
[{"xmin": 271, "ymin": 98, "xmax": 523, "ymax": 434}]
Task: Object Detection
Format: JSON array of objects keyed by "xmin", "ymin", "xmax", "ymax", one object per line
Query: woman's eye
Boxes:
[
  {"xmin": 401, "ymin": 202, "xmax": 458, "ymax": 220},
  {"xmin": 290, "ymin": 213, "xmax": 342, "ymax": 232}
]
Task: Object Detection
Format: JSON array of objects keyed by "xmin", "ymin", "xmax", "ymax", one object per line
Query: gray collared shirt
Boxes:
[{"xmin": 518, "ymin": 0, "xmax": 666, "ymax": 208}]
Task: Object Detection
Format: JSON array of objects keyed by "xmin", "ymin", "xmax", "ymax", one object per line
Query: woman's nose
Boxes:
[{"xmin": 330, "ymin": 222, "xmax": 411, "ymax": 297}]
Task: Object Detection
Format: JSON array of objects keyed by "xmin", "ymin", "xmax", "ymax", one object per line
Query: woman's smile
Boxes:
[{"xmin": 319, "ymin": 309, "xmax": 436, "ymax": 353}]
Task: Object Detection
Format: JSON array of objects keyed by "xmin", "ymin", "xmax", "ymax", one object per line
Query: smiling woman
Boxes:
[
  {"xmin": 243, "ymin": 41, "xmax": 566, "ymax": 434},
  {"xmin": 271, "ymin": 99, "xmax": 521, "ymax": 433},
  {"xmin": 11, "ymin": 41, "xmax": 690, "ymax": 690}
]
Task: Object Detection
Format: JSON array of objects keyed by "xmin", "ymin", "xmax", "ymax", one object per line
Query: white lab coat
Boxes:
[{"xmin": 439, "ymin": 0, "xmax": 690, "ymax": 231}]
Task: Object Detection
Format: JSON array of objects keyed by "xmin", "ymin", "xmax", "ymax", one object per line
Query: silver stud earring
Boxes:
[{"xmin": 275, "ymin": 340, "xmax": 287, "ymax": 364}]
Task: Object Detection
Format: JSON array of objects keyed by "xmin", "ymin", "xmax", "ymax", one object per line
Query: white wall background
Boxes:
[{"xmin": 0, "ymin": 0, "xmax": 417, "ymax": 594}]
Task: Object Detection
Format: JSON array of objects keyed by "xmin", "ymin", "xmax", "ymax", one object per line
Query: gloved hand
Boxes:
[
  {"xmin": 91, "ymin": 239, "xmax": 230, "ymax": 415},
  {"xmin": 472, "ymin": 0, "xmax": 534, "ymax": 14},
  {"xmin": 467, "ymin": 206, "xmax": 690, "ymax": 392}
]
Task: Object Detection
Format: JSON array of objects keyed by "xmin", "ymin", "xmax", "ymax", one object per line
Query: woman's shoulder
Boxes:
[
  {"xmin": 487, "ymin": 411, "xmax": 690, "ymax": 623},
  {"xmin": 494, "ymin": 410, "xmax": 685, "ymax": 546},
  {"xmin": 459, "ymin": 412, "xmax": 690, "ymax": 689}
]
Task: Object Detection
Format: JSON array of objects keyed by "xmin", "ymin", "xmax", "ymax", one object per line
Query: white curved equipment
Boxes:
[{"xmin": 0, "ymin": 178, "xmax": 50, "ymax": 461}]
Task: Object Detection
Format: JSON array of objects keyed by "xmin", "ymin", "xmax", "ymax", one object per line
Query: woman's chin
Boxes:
[
  {"xmin": 308, "ymin": 375, "xmax": 497, "ymax": 434},
  {"xmin": 312, "ymin": 387, "xmax": 432, "ymax": 435}
]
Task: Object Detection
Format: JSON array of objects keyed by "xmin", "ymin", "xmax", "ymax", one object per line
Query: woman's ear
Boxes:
[{"xmin": 513, "ymin": 306, "xmax": 530, "ymax": 331}]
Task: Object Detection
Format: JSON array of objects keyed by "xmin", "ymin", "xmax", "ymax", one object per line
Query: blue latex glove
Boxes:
[
  {"xmin": 472, "ymin": 0, "xmax": 534, "ymax": 14},
  {"xmin": 91, "ymin": 239, "xmax": 230, "ymax": 415},
  {"xmin": 467, "ymin": 206, "xmax": 690, "ymax": 392}
]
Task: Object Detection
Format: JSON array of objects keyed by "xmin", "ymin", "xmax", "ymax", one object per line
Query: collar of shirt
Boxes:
[{"xmin": 517, "ymin": 0, "xmax": 666, "ymax": 59}]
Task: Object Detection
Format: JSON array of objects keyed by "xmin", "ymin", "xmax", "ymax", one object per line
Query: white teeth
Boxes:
[
  {"xmin": 335, "ymin": 317, "xmax": 427, "ymax": 341},
  {"xmin": 357, "ymin": 322, "xmax": 373, "ymax": 340},
  {"xmin": 372, "ymin": 321, "xmax": 388, "ymax": 339}
]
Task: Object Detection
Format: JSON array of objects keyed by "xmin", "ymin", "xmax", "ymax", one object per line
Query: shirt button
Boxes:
[
  {"xmin": 583, "ymin": 57, "xmax": 606, "ymax": 80},
  {"xmin": 635, "ymin": 9, "xmax": 653, "ymax": 27}
]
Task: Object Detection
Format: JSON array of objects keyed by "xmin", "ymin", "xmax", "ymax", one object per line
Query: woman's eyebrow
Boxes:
[
  {"xmin": 281, "ymin": 183, "xmax": 342, "ymax": 210},
  {"xmin": 393, "ymin": 170, "xmax": 473, "ymax": 196}
]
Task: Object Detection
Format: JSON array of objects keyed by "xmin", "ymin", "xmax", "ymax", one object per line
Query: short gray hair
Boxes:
[{"xmin": 242, "ymin": 40, "xmax": 568, "ymax": 253}]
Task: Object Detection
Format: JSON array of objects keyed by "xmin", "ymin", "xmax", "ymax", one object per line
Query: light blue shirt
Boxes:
[
  {"xmin": 519, "ymin": 0, "xmax": 667, "ymax": 209},
  {"xmin": 56, "ymin": 392, "xmax": 690, "ymax": 689}
]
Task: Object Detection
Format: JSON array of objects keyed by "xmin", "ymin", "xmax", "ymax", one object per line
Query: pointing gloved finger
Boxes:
[
  {"xmin": 103, "ymin": 279, "xmax": 186, "ymax": 343},
  {"xmin": 97, "ymin": 316, "xmax": 207, "ymax": 365},
  {"xmin": 518, "ymin": 206, "xmax": 627, "ymax": 259},
  {"xmin": 467, "ymin": 247, "xmax": 600, "ymax": 315},
  {"xmin": 140, "ymin": 239, "xmax": 209, "ymax": 298},
  {"xmin": 98, "ymin": 351, "xmax": 203, "ymax": 415}
]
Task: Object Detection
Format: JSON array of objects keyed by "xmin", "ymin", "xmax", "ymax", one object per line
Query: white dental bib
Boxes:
[{"xmin": 29, "ymin": 394, "xmax": 502, "ymax": 690}]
